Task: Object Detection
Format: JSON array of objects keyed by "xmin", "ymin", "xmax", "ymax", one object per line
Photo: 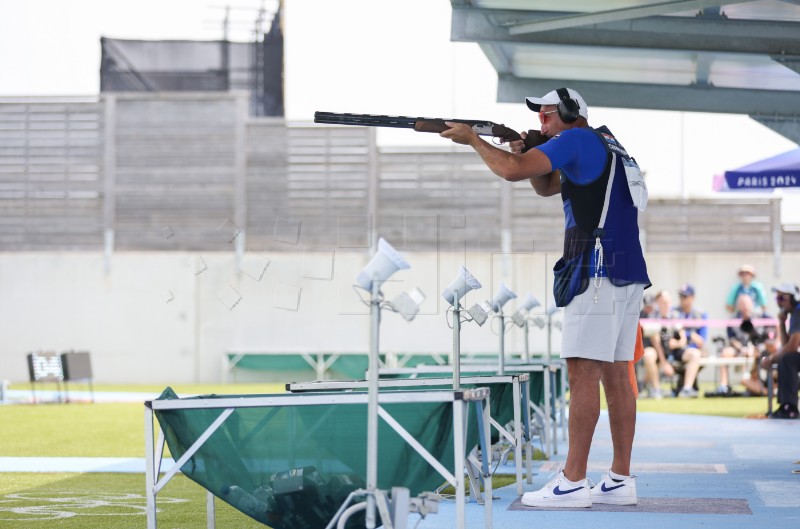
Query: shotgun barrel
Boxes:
[{"xmin": 314, "ymin": 111, "xmax": 545, "ymax": 152}]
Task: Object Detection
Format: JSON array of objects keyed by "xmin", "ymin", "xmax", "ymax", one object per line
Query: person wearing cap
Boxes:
[
  {"xmin": 673, "ymin": 283, "xmax": 707, "ymax": 396},
  {"xmin": 640, "ymin": 287, "xmax": 704, "ymax": 399},
  {"xmin": 440, "ymin": 88, "xmax": 650, "ymax": 507},
  {"xmin": 725, "ymin": 264, "xmax": 767, "ymax": 315},
  {"xmin": 761, "ymin": 283, "xmax": 800, "ymax": 419}
]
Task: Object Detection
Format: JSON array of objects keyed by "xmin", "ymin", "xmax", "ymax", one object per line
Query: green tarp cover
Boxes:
[
  {"xmin": 309, "ymin": 381, "xmax": 516, "ymax": 444},
  {"xmin": 154, "ymin": 388, "xmax": 479, "ymax": 529}
]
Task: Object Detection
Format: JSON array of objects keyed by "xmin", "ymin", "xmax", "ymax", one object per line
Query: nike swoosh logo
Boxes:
[
  {"xmin": 601, "ymin": 483, "xmax": 626, "ymax": 492},
  {"xmin": 553, "ymin": 485, "xmax": 584, "ymax": 495}
]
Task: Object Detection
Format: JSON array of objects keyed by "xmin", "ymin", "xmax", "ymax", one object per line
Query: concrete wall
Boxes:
[{"xmin": 2, "ymin": 251, "xmax": 798, "ymax": 384}]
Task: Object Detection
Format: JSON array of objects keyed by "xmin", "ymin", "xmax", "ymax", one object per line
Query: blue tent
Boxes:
[{"xmin": 715, "ymin": 148, "xmax": 800, "ymax": 191}]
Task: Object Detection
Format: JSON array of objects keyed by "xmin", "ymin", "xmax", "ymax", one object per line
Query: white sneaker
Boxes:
[
  {"xmin": 590, "ymin": 472, "xmax": 638, "ymax": 505},
  {"xmin": 521, "ymin": 470, "xmax": 591, "ymax": 508}
]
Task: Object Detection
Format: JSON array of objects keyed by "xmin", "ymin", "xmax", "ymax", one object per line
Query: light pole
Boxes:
[
  {"xmin": 441, "ymin": 266, "xmax": 484, "ymax": 390},
  {"xmin": 490, "ymin": 283, "xmax": 517, "ymax": 375}
]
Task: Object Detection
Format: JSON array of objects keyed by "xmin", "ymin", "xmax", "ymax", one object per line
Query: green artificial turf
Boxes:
[
  {"xmin": 607, "ymin": 382, "xmax": 773, "ymax": 418},
  {"xmin": 0, "ymin": 472, "xmax": 265, "ymax": 529},
  {"xmin": 633, "ymin": 392, "xmax": 771, "ymax": 418},
  {"xmin": 0, "ymin": 403, "xmax": 144, "ymax": 457}
]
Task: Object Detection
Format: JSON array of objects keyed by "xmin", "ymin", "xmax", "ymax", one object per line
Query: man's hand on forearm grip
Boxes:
[{"xmin": 510, "ymin": 130, "xmax": 547, "ymax": 154}]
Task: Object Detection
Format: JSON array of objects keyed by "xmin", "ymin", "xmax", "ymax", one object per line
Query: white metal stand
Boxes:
[
  {"xmin": 452, "ymin": 298, "xmax": 462, "ymax": 390},
  {"xmin": 522, "ymin": 320, "xmax": 531, "ymax": 364},
  {"xmin": 496, "ymin": 311, "xmax": 506, "ymax": 375},
  {"xmin": 366, "ymin": 279, "xmax": 381, "ymax": 528}
]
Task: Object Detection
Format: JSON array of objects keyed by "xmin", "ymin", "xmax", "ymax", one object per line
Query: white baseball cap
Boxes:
[
  {"xmin": 525, "ymin": 88, "xmax": 589, "ymax": 120},
  {"xmin": 772, "ymin": 282, "xmax": 799, "ymax": 297}
]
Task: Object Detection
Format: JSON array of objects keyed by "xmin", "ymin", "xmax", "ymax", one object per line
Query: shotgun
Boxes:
[{"xmin": 314, "ymin": 111, "xmax": 546, "ymax": 152}]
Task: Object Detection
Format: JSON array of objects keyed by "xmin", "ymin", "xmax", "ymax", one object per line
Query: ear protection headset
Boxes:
[{"xmin": 556, "ymin": 87, "xmax": 581, "ymax": 123}]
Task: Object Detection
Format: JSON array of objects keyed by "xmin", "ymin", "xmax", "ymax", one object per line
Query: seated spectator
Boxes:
[
  {"xmin": 725, "ymin": 264, "xmax": 767, "ymax": 315},
  {"xmin": 741, "ymin": 339, "xmax": 779, "ymax": 397},
  {"xmin": 674, "ymin": 284, "xmax": 708, "ymax": 395},
  {"xmin": 717, "ymin": 294, "xmax": 776, "ymax": 394},
  {"xmin": 641, "ymin": 287, "xmax": 704, "ymax": 398},
  {"xmin": 761, "ymin": 283, "xmax": 800, "ymax": 419}
]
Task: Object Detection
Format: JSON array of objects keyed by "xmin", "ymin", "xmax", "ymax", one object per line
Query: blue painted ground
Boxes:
[{"xmin": 419, "ymin": 410, "xmax": 800, "ymax": 529}]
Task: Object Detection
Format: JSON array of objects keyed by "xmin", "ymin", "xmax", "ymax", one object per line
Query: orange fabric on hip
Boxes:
[{"xmin": 628, "ymin": 322, "xmax": 645, "ymax": 398}]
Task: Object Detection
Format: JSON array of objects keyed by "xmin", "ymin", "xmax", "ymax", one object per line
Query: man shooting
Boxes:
[{"xmin": 440, "ymin": 88, "xmax": 650, "ymax": 507}]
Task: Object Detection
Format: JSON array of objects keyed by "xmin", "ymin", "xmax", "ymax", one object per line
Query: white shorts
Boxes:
[{"xmin": 561, "ymin": 281, "xmax": 645, "ymax": 362}]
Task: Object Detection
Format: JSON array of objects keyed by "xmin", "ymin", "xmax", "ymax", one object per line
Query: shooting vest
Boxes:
[{"xmin": 559, "ymin": 126, "xmax": 650, "ymax": 293}]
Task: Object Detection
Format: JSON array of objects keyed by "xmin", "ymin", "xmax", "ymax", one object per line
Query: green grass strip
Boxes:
[{"xmin": 0, "ymin": 472, "xmax": 265, "ymax": 528}]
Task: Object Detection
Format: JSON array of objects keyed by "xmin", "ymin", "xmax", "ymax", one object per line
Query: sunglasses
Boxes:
[
  {"xmin": 776, "ymin": 293, "xmax": 791, "ymax": 301},
  {"xmin": 538, "ymin": 110, "xmax": 559, "ymax": 124}
]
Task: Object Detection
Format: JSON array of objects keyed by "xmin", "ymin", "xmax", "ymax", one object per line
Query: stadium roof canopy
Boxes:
[{"xmin": 449, "ymin": 0, "xmax": 800, "ymax": 142}]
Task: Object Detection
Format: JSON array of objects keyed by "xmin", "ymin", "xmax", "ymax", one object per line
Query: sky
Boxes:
[{"xmin": 1, "ymin": 0, "xmax": 798, "ymax": 218}]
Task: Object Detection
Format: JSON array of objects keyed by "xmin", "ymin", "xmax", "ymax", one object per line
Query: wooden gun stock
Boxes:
[
  {"xmin": 412, "ymin": 120, "xmax": 449, "ymax": 134},
  {"xmin": 414, "ymin": 120, "xmax": 547, "ymax": 153}
]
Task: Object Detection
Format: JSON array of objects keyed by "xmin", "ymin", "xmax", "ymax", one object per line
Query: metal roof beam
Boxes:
[
  {"xmin": 496, "ymin": 76, "xmax": 800, "ymax": 116},
  {"xmin": 478, "ymin": 43, "xmax": 514, "ymax": 75},
  {"xmin": 506, "ymin": 0, "xmax": 751, "ymax": 35},
  {"xmin": 451, "ymin": 8, "xmax": 800, "ymax": 55}
]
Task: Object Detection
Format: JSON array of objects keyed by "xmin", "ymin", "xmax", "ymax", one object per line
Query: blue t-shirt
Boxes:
[
  {"xmin": 536, "ymin": 128, "xmax": 607, "ymax": 185},
  {"xmin": 676, "ymin": 308, "xmax": 709, "ymax": 348},
  {"xmin": 726, "ymin": 281, "xmax": 767, "ymax": 310}
]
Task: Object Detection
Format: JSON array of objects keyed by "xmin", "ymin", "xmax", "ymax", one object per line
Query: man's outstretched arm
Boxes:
[{"xmin": 441, "ymin": 122, "xmax": 561, "ymax": 196}]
